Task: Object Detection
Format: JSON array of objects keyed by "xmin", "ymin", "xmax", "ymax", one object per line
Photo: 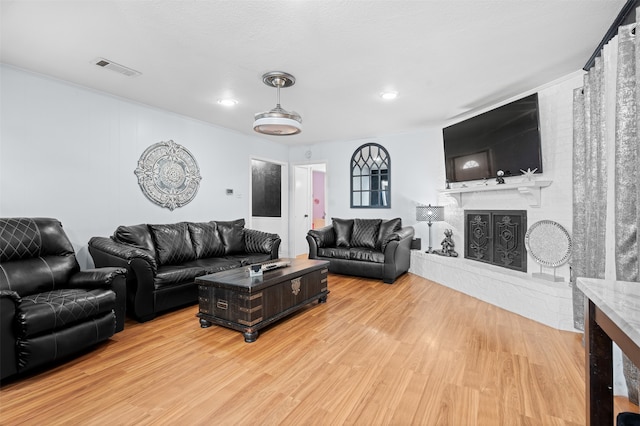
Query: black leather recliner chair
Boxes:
[{"xmin": 0, "ymin": 217, "xmax": 126, "ymax": 381}]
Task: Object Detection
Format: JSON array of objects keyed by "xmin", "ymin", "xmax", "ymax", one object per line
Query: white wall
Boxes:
[
  {"xmin": 288, "ymin": 129, "xmax": 446, "ymax": 246},
  {"xmin": 0, "ymin": 65, "xmax": 288, "ymax": 268}
]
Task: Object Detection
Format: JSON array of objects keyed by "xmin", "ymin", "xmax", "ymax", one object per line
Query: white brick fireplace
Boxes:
[
  {"xmin": 410, "ymin": 176, "xmax": 575, "ymax": 331},
  {"xmin": 409, "ymin": 75, "xmax": 578, "ymax": 332},
  {"xmin": 409, "ymin": 250, "xmax": 574, "ymax": 331}
]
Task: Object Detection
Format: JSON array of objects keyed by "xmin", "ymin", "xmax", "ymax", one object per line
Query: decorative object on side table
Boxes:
[
  {"xmin": 134, "ymin": 140, "xmax": 202, "ymax": 210},
  {"xmin": 249, "ymin": 264, "xmax": 263, "ymax": 277},
  {"xmin": 496, "ymin": 170, "xmax": 505, "ymax": 184},
  {"xmin": 416, "ymin": 204, "xmax": 444, "ymax": 253},
  {"xmin": 433, "ymin": 229, "xmax": 458, "ymax": 257},
  {"xmin": 524, "ymin": 219, "xmax": 572, "ymax": 281}
]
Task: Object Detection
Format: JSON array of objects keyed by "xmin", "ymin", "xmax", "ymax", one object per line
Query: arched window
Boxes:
[{"xmin": 351, "ymin": 143, "xmax": 390, "ymax": 208}]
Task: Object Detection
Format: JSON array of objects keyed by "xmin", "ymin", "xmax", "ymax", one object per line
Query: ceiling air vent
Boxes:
[{"xmin": 93, "ymin": 57, "xmax": 141, "ymax": 77}]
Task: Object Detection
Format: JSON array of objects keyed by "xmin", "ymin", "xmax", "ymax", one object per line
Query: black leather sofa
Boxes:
[
  {"xmin": 89, "ymin": 219, "xmax": 280, "ymax": 322},
  {"xmin": 307, "ymin": 218, "xmax": 414, "ymax": 284},
  {"xmin": 0, "ymin": 217, "xmax": 126, "ymax": 381}
]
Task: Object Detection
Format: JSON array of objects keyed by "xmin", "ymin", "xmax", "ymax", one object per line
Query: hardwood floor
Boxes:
[{"xmin": 1, "ymin": 272, "xmax": 637, "ymax": 425}]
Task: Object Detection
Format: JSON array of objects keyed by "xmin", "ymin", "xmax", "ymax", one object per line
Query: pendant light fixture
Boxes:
[{"xmin": 253, "ymin": 71, "xmax": 302, "ymax": 136}]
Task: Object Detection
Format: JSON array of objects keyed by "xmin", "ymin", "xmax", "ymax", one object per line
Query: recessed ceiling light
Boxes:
[
  {"xmin": 217, "ymin": 98, "xmax": 238, "ymax": 106},
  {"xmin": 380, "ymin": 91, "xmax": 398, "ymax": 100}
]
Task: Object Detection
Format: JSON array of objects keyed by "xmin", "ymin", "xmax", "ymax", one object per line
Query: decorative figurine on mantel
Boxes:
[
  {"xmin": 496, "ymin": 170, "xmax": 505, "ymax": 184},
  {"xmin": 433, "ymin": 229, "xmax": 458, "ymax": 257},
  {"xmin": 520, "ymin": 167, "xmax": 538, "ymax": 182}
]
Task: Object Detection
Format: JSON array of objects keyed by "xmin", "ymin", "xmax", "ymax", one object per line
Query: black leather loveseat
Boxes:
[
  {"xmin": 1, "ymin": 217, "xmax": 126, "ymax": 381},
  {"xmin": 307, "ymin": 218, "xmax": 414, "ymax": 284},
  {"xmin": 89, "ymin": 219, "xmax": 280, "ymax": 322}
]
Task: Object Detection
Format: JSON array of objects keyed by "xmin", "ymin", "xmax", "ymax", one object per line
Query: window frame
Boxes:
[{"xmin": 350, "ymin": 142, "xmax": 391, "ymax": 209}]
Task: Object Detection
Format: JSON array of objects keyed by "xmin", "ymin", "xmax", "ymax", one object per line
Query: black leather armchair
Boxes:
[{"xmin": 0, "ymin": 218, "xmax": 126, "ymax": 381}]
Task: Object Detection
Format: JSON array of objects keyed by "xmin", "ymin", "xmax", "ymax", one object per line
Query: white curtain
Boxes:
[{"xmin": 573, "ymin": 9, "xmax": 639, "ymax": 401}]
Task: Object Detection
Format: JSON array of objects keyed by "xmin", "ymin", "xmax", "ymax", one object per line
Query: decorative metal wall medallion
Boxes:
[
  {"xmin": 134, "ymin": 140, "xmax": 202, "ymax": 210},
  {"xmin": 525, "ymin": 220, "xmax": 572, "ymax": 268}
]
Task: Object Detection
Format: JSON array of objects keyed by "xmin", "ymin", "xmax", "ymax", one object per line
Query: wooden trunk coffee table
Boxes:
[{"xmin": 196, "ymin": 258, "xmax": 329, "ymax": 342}]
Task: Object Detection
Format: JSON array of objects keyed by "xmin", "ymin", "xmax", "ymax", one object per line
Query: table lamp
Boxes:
[{"xmin": 416, "ymin": 204, "xmax": 444, "ymax": 253}]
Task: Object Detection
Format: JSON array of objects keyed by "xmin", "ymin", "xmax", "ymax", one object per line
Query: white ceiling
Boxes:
[{"xmin": 0, "ymin": 0, "xmax": 626, "ymax": 145}]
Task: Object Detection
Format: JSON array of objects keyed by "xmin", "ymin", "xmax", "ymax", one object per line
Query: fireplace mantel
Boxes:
[{"xmin": 439, "ymin": 179, "xmax": 552, "ymax": 207}]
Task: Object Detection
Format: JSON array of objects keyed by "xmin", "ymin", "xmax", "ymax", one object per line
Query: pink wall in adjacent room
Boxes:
[{"xmin": 312, "ymin": 170, "xmax": 325, "ymax": 229}]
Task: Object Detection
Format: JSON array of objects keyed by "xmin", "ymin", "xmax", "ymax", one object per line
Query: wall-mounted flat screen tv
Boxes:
[{"xmin": 442, "ymin": 93, "xmax": 543, "ymax": 183}]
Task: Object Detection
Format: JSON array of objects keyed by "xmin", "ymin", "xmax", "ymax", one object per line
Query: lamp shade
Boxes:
[
  {"xmin": 416, "ymin": 204, "xmax": 444, "ymax": 223},
  {"xmin": 253, "ymin": 108, "xmax": 302, "ymax": 136}
]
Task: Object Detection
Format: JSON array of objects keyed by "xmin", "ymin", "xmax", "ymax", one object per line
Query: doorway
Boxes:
[
  {"xmin": 250, "ymin": 158, "xmax": 289, "ymax": 257},
  {"xmin": 293, "ymin": 163, "xmax": 327, "ymax": 257}
]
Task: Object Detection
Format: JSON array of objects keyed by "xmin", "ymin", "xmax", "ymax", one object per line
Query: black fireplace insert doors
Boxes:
[{"xmin": 464, "ymin": 210, "xmax": 527, "ymax": 272}]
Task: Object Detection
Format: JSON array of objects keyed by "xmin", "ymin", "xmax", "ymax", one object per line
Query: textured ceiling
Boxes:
[{"xmin": 0, "ymin": 1, "xmax": 626, "ymax": 145}]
